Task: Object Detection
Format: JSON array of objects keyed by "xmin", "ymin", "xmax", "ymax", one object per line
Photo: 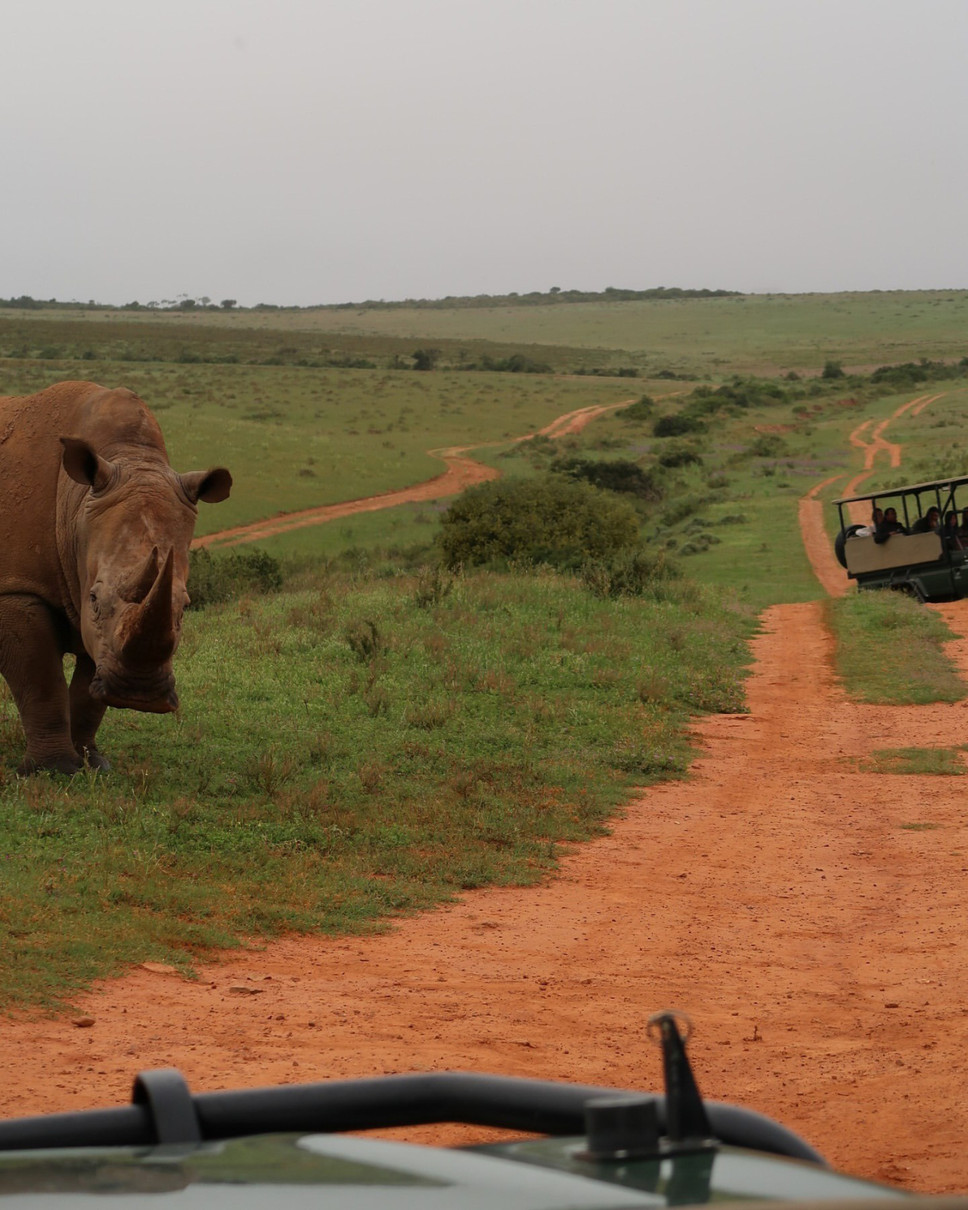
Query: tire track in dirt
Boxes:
[
  {"xmin": 799, "ymin": 475, "xmax": 851, "ymax": 599},
  {"xmin": 842, "ymin": 393, "xmax": 943, "ymax": 503},
  {"xmin": 799, "ymin": 394, "xmax": 943, "ymax": 594},
  {"xmin": 195, "ymin": 400, "xmax": 635, "ymax": 551},
  {"xmin": 7, "ymin": 392, "xmax": 968, "ymax": 1194}
]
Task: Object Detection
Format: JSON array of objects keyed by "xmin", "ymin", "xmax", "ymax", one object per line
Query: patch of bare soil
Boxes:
[{"xmin": 4, "ymin": 394, "xmax": 968, "ymax": 1195}]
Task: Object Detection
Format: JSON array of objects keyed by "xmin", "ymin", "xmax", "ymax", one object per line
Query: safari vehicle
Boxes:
[
  {"xmin": 0, "ymin": 1013, "xmax": 918, "ymax": 1207},
  {"xmin": 834, "ymin": 474, "xmax": 968, "ymax": 602}
]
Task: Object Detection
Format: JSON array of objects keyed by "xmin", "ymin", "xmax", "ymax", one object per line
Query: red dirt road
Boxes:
[{"xmin": 4, "ymin": 394, "xmax": 968, "ymax": 1194}]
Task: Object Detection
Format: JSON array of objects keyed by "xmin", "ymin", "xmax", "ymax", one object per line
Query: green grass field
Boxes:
[{"xmin": 0, "ymin": 568, "xmax": 753, "ymax": 1008}]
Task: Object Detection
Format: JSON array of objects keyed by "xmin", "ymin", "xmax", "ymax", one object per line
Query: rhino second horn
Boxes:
[
  {"xmin": 119, "ymin": 547, "xmax": 160, "ymax": 604},
  {"xmin": 120, "ymin": 548, "xmax": 177, "ymax": 666}
]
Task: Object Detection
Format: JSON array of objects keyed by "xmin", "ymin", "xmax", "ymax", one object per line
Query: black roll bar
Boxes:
[{"xmin": 0, "ymin": 1068, "xmax": 824, "ymax": 1165}]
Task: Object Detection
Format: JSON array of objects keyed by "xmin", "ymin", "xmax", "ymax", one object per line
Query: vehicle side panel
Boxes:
[{"xmin": 845, "ymin": 532, "xmax": 944, "ymax": 575}]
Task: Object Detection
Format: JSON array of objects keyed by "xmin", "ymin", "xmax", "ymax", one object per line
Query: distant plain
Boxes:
[{"xmin": 10, "ymin": 289, "xmax": 968, "ymax": 373}]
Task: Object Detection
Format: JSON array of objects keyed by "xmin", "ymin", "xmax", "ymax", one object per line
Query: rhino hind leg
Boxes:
[{"xmin": 0, "ymin": 595, "xmax": 85, "ymax": 775}]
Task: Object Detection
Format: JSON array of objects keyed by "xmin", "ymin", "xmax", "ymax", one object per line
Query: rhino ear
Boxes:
[
  {"xmin": 60, "ymin": 437, "xmax": 116, "ymax": 493},
  {"xmin": 179, "ymin": 467, "xmax": 232, "ymax": 505}
]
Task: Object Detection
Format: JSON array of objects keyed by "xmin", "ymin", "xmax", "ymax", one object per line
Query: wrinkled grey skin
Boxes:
[{"xmin": 0, "ymin": 380, "xmax": 232, "ymax": 774}]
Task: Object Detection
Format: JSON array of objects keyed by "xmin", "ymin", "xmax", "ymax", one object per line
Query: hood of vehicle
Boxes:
[
  {"xmin": 0, "ymin": 1132, "xmax": 905, "ymax": 1209},
  {"xmin": 483, "ymin": 1136, "xmax": 908, "ymax": 1204}
]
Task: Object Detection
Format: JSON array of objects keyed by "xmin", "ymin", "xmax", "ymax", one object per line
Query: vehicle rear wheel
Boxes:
[{"xmin": 834, "ymin": 523, "xmax": 865, "ymax": 569}]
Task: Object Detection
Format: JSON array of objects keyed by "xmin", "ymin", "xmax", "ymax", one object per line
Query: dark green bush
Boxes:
[
  {"xmin": 188, "ymin": 548, "xmax": 283, "ymax": 608},
  {"xmin": 574, "ymin": 365, "xmax": 639, "ymax": 378},
  {"xmin": 659, "ymin": 495, "xmax": 703, "ymax": 528},
  {"xmin": 617, "ymin": 395, "xmax": 655, "ymax": 422},
  {"xmin": 869, "ymin": 359, "xmax": 968, "ymax": 388},
  {"xmin": 685, "ymin": 378, "xmax": 790, "ymax": 416},
  {"xmin": 653, "ymin": 413, "xmax": 705, "ymax": 437},
  {"xmin": 748, "ymin": 433, "xmax": 789, "ymax": 457},
  {"xmin": 438, "ymin": 475, "xmax": 639, "ymax": 570},
  {"xmin": 657, "ymin": 444, "xmax": 703, "ymax": 468},
  {"xmin": 679, "ymin": 533, "xmax": 721, "ymax": 555},
  {"xmin": 551, "ymin": 456, "xmax": 663, "ymax": 501},
  {"xmin": 412, "ymin": 348, "xmax": 440, "ymax": 371},
  {"xmin": 479, "ymin": 353, "xmax": 553, "ymax": 373}
]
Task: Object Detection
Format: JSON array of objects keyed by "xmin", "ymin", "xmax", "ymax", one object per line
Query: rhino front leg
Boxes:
[
  {"xmin": 69, "ymin": 651, "xmax": 110, "ymax": 770},
  {"xmin": 0, "ymin": 595, "xmax": 83, "ymax": 775}
]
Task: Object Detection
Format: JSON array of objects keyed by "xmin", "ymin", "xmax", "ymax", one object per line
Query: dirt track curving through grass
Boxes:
[
  {"xmin": 195, "ymin": 400, "xmax": 633, "ymax": 550},
  {"xmin": 5, "ymin": 394, "xmax": 968, "ymax": 1194}
]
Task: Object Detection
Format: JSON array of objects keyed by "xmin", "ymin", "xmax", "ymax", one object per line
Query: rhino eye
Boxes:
[{"xmin": 88, "ymin": 591, "xmax": 100, "ymax": 616}]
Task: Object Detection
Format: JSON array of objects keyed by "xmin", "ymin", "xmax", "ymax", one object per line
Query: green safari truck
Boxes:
[{"xmin": 834, "ymin": 474, "xmax": 968, "ymax": 601}]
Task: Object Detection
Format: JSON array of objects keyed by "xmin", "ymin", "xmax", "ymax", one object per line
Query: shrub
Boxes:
[
  {"xmin": 653, "ymin": 413, "xmax": 705, "ymax": 437},
  {"xmin": 479, "ymin": 353, "xmax": 553, "ymax": 374},
  {"xmin": 657, "ymin": 444, "xmax": 703, "ymax": 468},
  {"xmin": 188, "ymin": 548, "xmax": 283, "ymax": 608},
  {"xmin": 574, "ymin": 365, "xmax": 639, "ymax": 378},
  {"xmin": 659, "ymin": 494, "xmax": 703, "ymax": 528},
  {"xmin": 438, "ymin": 475, "xmax": 639, "ymax": 570},
  {"xmin": 580, "ymin": 547, "xmax": 681, "ymax": 598},
  {"xmin": 412, "ymin": 567, "xmax": 455, "ymax": 608},
  {"xmin": 344, "ymin": 618, "xmax": 383, "ymax": 662},
  {"xmin": 679, "ymin": 532, "xmax": 721, "ymax": 555},
  {"xmin": 684, "ymin": 378, "xmax": 790, "ymax": 415},
  {"xmin": 616, "ymin": 395, "xmax": 655, "ymax": 422},
  {"xmin": 748, "ymin": 433, "xmax": 789, "ymax": 457},
  {"xmin": 551, "ymin": 456, "xmax": 663, "ymax": 501}
]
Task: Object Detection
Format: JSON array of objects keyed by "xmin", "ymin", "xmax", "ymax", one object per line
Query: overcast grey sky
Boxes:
[{"xmin": 4, "ymin": 0, "xmax": 966, "ymax": 306}]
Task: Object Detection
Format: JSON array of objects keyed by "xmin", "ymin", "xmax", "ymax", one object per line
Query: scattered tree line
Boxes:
[
  {"xmin": 330, "ymin": 286, "xmax": 740, "ymax": 311},
  {"xmin": 410, "ymin": 348, "xmax": 555, "ymax": 374},
  {"xmin": 868, "ymin": 357, "xmax": 968, "ymax": 388},
  {"xmin": 0, "ymin": 295, "xmax": 241, "ymax": 312},
  {"xmin": 0, "ymin": 286, "xmax": 739, "ymax": 314}
]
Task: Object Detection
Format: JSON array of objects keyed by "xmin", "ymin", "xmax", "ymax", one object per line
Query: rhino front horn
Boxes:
[
  {"xmin": 119, "ymin": 546, "xmax": 160, "ymax": 604},
  {"xmin": 120, "ymin": 547, "xmax": 177, "ymax": 666}
]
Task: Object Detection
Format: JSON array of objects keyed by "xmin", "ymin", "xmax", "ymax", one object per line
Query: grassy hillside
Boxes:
[{"xmin": 274, "ymin": 291, "xmax": 968, "ymax": 375}]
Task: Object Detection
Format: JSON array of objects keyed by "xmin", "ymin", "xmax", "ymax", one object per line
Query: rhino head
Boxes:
[{"xmin": 60, "ymin": 436, "xmax": 232, "ymax": 714}]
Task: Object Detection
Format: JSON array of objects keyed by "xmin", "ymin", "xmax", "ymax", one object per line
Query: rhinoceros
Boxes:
[{"xmin": 0, "ymin": 380, "xmax": 232, "ymax": 774}]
